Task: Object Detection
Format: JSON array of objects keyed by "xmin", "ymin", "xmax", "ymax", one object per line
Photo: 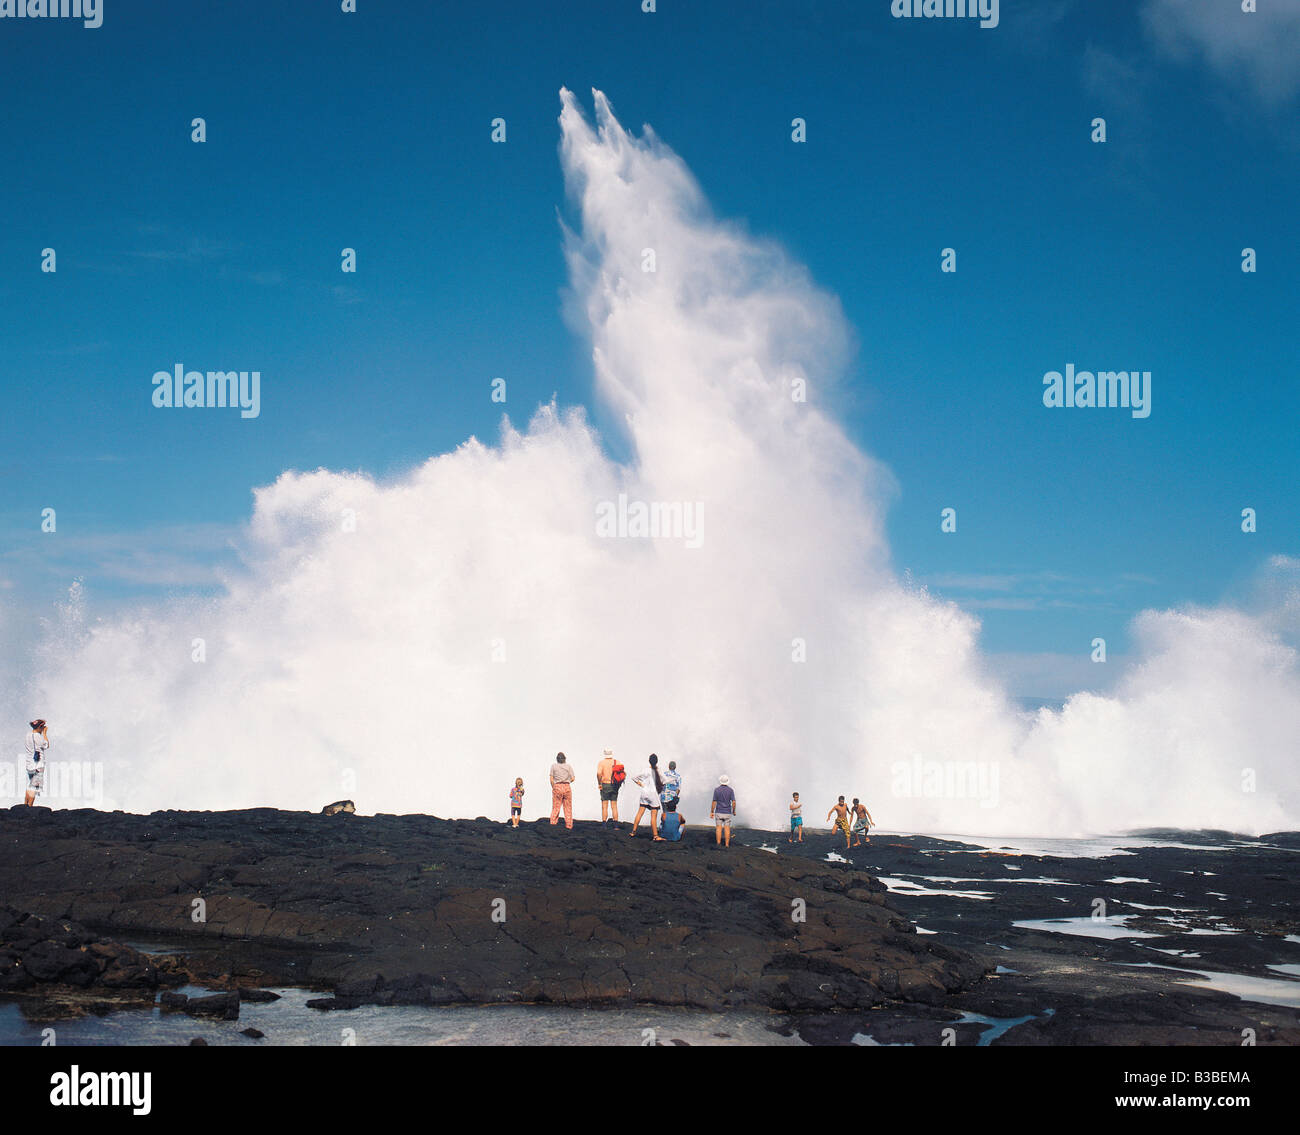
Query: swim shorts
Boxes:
[
  {"xmin": 714, "ymin": 813, "xmax": 732, "ymax": 826},
  {"xmin": 511, "ymin": 807, "xmax": 521, "ymax": 817},
  {"xmin": 599, "ymin": 783, "xmax": 619, "ymax": 801},
  {"xmin": 791, "ymin": 816, "xmax": 803, "ymax": 830}
]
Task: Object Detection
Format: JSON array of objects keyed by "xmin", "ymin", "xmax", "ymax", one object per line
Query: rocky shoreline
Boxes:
[
  {"xmin": 3, "ymin": 806, "xmax": 1297, "ymax": 1044},
  {"xmin": 0, "ymin": 806, "xmax": 984, "ymax": 1019}
]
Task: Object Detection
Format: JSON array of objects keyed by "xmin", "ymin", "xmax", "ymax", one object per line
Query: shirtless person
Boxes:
[
  {"xmin": 596, "ymin": 748, "xmax": 620, "ymax": 823},
  {"xmin": 827, "ymin": 796, "xmax": 851, "ymax": 850},
  {"xmin": 850, "ymin": 798, "xmax": 874, "ymax": 847}
]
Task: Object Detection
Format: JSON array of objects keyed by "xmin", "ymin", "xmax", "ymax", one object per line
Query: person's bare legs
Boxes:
[
  {"xmin": 612, "ymin": 799, "xmax": 620, "ymax": 823},
  {"xmin": 601, "ymin": 799, "xmax": 609, "ymax": 822},
  {"xmin": 724, "ymin": 821, "xmax": 731, "ymax": 847},
  {"xmin": 24, "ymin": 789, "xmax": 35, "ymax": 807},
  {"xmin": 650, "ymin": 809, "xmax": 664, "ymax": 841},
  {"xmin": 630, "ymin": 805, "xmax": 646, "ymax": 835}
]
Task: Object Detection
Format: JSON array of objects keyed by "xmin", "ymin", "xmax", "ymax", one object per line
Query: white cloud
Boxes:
[{"xmin": 1143, "ymin": 0, "xmax": 1300, "ymax": 104}]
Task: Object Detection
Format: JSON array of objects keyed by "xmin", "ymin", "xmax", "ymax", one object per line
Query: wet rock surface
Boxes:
[
  {"xmin": 0, "ymin": 806, "xmax": 984, "ymax": 1015},
  {"xmin": 0, "ymin": 906, "xmax": 183, "ymax": 994},
  {"xmin": 3, "ymin": 807, "xmax": 1297, "ymax": 1043},
  {"xmin": 0, "ymin": 904, "xmax": 186, "ymax": 1020},
  {"xmin": 785, "ymin": 828, "xmax": 1300, "ymax": 1045}
]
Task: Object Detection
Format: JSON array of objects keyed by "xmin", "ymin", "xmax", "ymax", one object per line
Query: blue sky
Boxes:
[{"xmin": 1, "ymin": 0, "xmax": 1296, "ymax": 696}]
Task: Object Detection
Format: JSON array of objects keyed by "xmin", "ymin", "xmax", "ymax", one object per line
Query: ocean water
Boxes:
[{"xmin": 0, "ymin": 986, "xmax": 804, "ymax": 1047}]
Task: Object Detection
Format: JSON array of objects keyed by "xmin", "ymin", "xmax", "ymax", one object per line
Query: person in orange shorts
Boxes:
[{"xmin": 549, "ymin": 752, "xmax": 575, "ymax": 829}]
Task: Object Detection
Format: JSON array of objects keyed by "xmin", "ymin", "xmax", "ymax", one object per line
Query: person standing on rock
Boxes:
[
  {"xmin": 662, "ymin": 760, "xmax": 681, "ymax": 809},
  {"xmin": 827, "ymin": 796, "xmax": 852, "ymax": 849},
  {"xmin": 549, "ymin": 753, "xmax": 576, "ymax": 829},
  {"xmin": 850, "ymin": 798, "xmax": 874, "ymax": 847},
  {"xmin": 509, "ymin": 777, "xmax": 525, "ymax": 828},
  {"xmin": 629, "ymin": 754, "xmax": 665, "ymax": 840},
  {"xmin": 596, "ymin": 748, "xmax": 620, "ymax": 824},
  {"xmin": 788, "ymin": 792, "xmax": 803, "ymax": 843},
  {"xmin": 24, "ymin": 719, "xmax": 49, "ymax": 807},
  {"xmin": 711, "ymin": 775, "xmax": 735, "ymax": 847}
]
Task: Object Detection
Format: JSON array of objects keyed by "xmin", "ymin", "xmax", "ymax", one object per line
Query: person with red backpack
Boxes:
[{"xmin": 596, "ymin": 748, "xmax": 624, "ymax": 823}]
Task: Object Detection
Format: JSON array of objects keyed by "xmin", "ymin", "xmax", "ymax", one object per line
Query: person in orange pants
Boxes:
[{"xmin": 549, "ymin": 752, "xmax": 575, "ymax": 829}]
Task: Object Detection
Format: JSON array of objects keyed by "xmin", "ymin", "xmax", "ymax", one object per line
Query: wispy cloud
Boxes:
[
  {"xmin": 1001, "ymin": 0, "xmax": 1077, "ymax": 53},
  {"xmin": 919, "ymin": 569, "xmax": 1155, "ymax": 612},
  {"xmin": 985, "ymin": 650, "xmax": 1120, "ymax": 701},
  {"xmin": 91, "ymin": 225, "xmax": 288, "ymax": 288},
  {"xmin": 34, "ymin": 341, "xmax": 113, "ymax": 357},
  {"xmin": 126, "ymin": 235, "xmax": 238, "ymax": 263},
  {"xmin": 1142, "ymin": 0, "xmax": 1300, "ymax": 106},
  {"xmin": 0, "ymin": 523, "xmax": 242, "ymax": 591}
]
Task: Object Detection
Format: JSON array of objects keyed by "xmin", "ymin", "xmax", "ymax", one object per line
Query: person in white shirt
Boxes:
[
  {"xmin": 629, "ymin": 753, "xmax": 666, "ymax": 841},
  {"xmin": 24, "ymin": 718, "xmax": 49, "ymax": 807}
]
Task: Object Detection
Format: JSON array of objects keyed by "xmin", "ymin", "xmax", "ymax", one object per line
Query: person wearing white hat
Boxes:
[
  {"xmin": 710, "ymin": 774, "xmax": 736, "ymax": 847},
  {"xmin": 596, "ymin": 748, "xmax": 621, "ymax": 823}
]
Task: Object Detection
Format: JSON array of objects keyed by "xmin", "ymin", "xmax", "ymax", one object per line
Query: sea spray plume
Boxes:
[
  {"xmin": 556, "ymin": 87, "xmax": 1032, "ymax": 825},
  {"xmin": 4, "ymin": 89, "xmax": 1298, "ymax": 835}
]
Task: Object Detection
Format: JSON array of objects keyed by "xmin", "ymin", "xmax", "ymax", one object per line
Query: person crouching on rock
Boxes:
[
  {"xmin": 549, "ymin": 753, "xmax": 575, "ymax": 829},
  {"xmin": 629, "ymin": 753, "xmax": 665, "ymax": 840},
  {"xmin": 509, "ymin": 777, "xmax": 525, "ymax": 828},
  {"xmin": 24, "ymin": 718, "xmax": 49, "ymax": 807},
  {"xmin": 596, "ymin": 748, "xmax": 621, "ymax": 823},
  {"xmin": 658, "ymin": 796, "xmax": 685, "ymax": 842}
]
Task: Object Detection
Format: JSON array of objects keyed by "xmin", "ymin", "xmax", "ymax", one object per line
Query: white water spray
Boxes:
[{"xmin": 6, "ymin": 90, "xmax": 1298, "ymax": 835}]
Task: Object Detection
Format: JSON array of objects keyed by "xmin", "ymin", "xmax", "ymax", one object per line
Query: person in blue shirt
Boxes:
[
  {"xmin": 662, "ymin": 760, "xmax": 682, "ymax": 808},
  {"xmin": 711, "ymin": 775, "xmax": 736, "ymax": 847},
  {"xmin": 658, "ymin": 797, "xmax": 686, "ymax": 841}
]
